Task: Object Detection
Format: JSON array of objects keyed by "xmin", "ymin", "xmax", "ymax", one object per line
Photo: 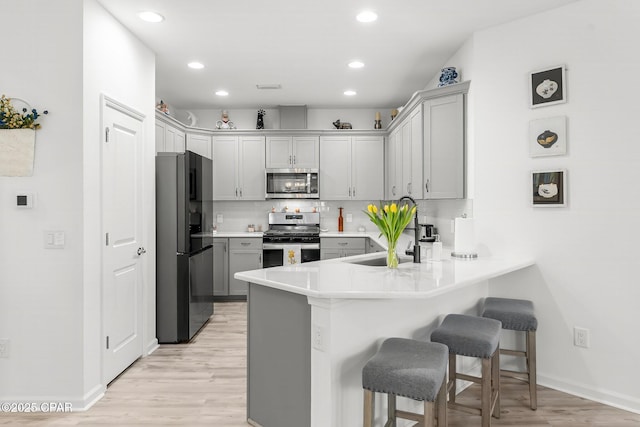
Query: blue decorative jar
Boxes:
[{"xmin": 438, "ymin": 67, "xmax": 459, "ymax": 87}]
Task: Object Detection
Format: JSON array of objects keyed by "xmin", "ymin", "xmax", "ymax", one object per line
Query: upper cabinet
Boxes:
[
  {"xmin": 266, "ymin": 136, "xmax": 319, "ymax": 169},
  {"xmin": 212, "ymin": 135, "xmax": 265, "ymax": 200},
  {"xmin": 423, "ymin": 93, "xmax": 464, "ymax": 199},
  {"xmin": 155, "ymin": 116, "xmax": 185, "ymax": 154},
  {"xmin": 187, "ymin": 132, "xmax": 212, "ymax": 159},
  {"xmin": 386, "ymin": 81, "xmax": 469, "ymax": 200},
  {"xmin": 320, "ymin": 135, "xmax": 384, "ymax": 200}
]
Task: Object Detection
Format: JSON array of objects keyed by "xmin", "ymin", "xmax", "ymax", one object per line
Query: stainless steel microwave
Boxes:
[{"xmin": 265, "ymin": 169, "xmax": 319, "ymax": 199}]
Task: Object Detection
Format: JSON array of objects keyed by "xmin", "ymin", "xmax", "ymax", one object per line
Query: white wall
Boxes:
[
  {"xmin": 0, "ymin": 0, "xmax": 85, "ymax": 404},
  {"xmin": 0, "ymin": 0, "xmax": 155, "ymax": 408},
  {"xmin": 83, "ymin": 0, "xmax": 157, "ymax": 405},
  {"xmin": 452, "ymin": 0, "xmax": 640, "ymax": 412}
]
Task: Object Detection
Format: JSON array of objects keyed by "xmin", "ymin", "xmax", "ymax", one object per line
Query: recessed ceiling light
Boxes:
[
  {"xmin": 138, "ymin": 11, "xmax": 164, "ymax": 23},
  {"xmin": 344, "ymin": 90, "xmax": 357, "ymax": 96},
  {"xmin": 215, "ymin": 90, "xmax": 229, "ymax": 97},
  {"xmin": 188, "ymin": 62, "xmax": 204, "ymax": 69},
  {"xmin": 348, "ymin": 61, "xmax": 365, "ymax": 69},
  {"xmin": 356, "ymin": 10, "xmax": 377, "ymax": 23}
]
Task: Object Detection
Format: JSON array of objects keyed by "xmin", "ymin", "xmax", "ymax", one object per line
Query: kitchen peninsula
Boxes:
[{"xmin": 235, "ymin": 248, "xmax": 534, "ymax": 427}]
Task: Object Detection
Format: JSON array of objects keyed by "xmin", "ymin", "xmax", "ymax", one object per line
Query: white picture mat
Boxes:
[{"xmin": 529, "ymin": 115, "xmax": 567, "ymax": 157}]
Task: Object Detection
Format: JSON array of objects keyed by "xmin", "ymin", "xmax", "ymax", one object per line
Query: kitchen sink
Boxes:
[{"xmin": 346, "ymin": 256, "xmax": 412, "ymax": 267}]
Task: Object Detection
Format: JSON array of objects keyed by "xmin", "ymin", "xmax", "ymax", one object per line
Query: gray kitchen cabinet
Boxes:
[
  {"xmin": 212, "ymin": 238, "xmax": 229, "ymax": 297},
  {"xmin": 187, "ymin": 132, "xmax": 212, "ymax": 159},
  {"xmin": 387, "ymin": 106, "xmax": 423, "ymax": 199},
  {"xmin": 212, "ymin": 135, "xmax": 265, "ymax": 200},
  {"xmin": 229, "ymin": 238, "xmax": 263, "ymax": 296},
  {"xmin": 156, "ymin": 114, "xmax": 185, "ymax": 154},
  {"xmin": 320, "ymin": 237, "xmax": 366, "ymax": 260},
  {"xmin": 423, "ymin": 93, "xmax": 464, "ymax": 199},
  {"xmin": 320, "ymin": 136, "xmax": 384, "ymax": 200},
  {"xmin": 266, "ymin": 136, "xmax": 319, "ymax": 169},
  {"xmin": 366, "ymin": 238, "xmax": 385, "ymax": 254}
]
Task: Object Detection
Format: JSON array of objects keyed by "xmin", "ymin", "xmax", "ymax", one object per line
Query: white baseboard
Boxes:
[
  {"xmin": 145, "ymin": 338, "xmax": 159, "ymax": 356},
  {"xmin": 539, "ymin": 373, "xmax": 640, "ymax": 415}
]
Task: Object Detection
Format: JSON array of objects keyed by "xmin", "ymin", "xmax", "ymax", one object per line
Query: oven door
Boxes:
[{"xmin": 262, "ymin": 243, "xmax": 320, "ymax": 268}]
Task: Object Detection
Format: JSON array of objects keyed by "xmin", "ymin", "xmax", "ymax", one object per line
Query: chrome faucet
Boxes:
[{"xmin": 398, "ymin": 196, "xmax": 420, "ymax": 263}]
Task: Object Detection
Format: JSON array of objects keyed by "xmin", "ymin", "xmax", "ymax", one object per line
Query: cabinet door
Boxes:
[
  {"xmin": 320, "ymin": 249, "xmax": 342, "ymax": 260},
  {"xmin": 155, "ymin": 121, "xmax": 166, "ymax": 154},
  {"xmin": 401, "ymin": 118, "xmax": 412, "ymax": 197},
  {"xmin": 239, "ymin": 136, "xmax": 266, "ymax": 200},
  {"xmin": 320, "ymin": 136, "xmax": 351, "ymax": 200},
  {"xmin": 387, "ymin": 129, "xmax": 399, "ymax": 198},
  {"xmin": 166, "ymin": 126, "xmax": 185, "ymax": 153},
  {"xmin": 409, "ymin": 106, "xmax": 424, "ymax": 199},
  {"xmin": 212, "ymin": 136, "xmax": 239, "ymax": 200},
  {"xmin": 212, "ymin": 238, "xmax": 229, "ymax": 297},
  {"xmin": 424, "ymin": 94, "xmax": 464, "ymax": 199},
  {"xmin": 352, "ymin": 136, "xmax": 384, "ymax": 201},
  {"xmin": 187, "ymin": 133, "xmax": 212, "ymax": 159},
  {"xmin": 229, "ymin": 250, "xmax": 262, "ymax": 296},
  {"xmin": 265, "ymin": 136, "xmax": 292, "ymax": 168},
  {"xmin": 292, "ymin": 136, "xmax": 319, "ymax": 169}
]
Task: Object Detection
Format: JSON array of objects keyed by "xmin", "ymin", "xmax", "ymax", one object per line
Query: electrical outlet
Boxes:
[
  {"xmin": 346, "ymin": 213, "xmax": 353, "ymax": 223},
  {"xmin": 574, "ymin": 327, "xmax": 590, "ymax": 348},
  {"xmin": 312, "ymin": 325, "xmax": 325, "ymax": 351},
  {"xmin": 216, "ymin": 214, "xmax": 224, "ymax": 223},
  {"xmin": 0, "ymin": 339, "xmax": 10, "ymax": 358}
]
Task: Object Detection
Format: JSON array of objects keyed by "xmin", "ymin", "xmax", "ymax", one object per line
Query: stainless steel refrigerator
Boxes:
[{"xmin": 156, "ymin": 151, "xmax": 214, "ymax": 343}]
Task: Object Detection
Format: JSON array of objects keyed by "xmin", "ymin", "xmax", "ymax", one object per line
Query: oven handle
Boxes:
[{"xmin": 262, "ymin": 243, "xmax": 320, "ymax": 250}]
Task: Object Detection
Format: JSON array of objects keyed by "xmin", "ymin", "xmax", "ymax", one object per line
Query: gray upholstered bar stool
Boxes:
[
  {"xmin": 431, "ymin": 314, "xmax": 502, "ymax": 427},
  {"xmin": 482, "ymin": 297, "xmax": 538, "ymax": 410},
  {"xmin": 362, "ymin": 338, "xmax": 449, "ymax": 427}
]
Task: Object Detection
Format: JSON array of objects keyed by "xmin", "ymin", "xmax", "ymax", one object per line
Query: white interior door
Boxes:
[{"xmin": 101, "ymin": 95, "xmax": 145, "ymax": 385}]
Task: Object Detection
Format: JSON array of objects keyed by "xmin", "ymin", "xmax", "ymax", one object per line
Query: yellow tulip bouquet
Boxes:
[{"xmin": 364, "ymin": 201, "xmax": 417, "ymax": 268}]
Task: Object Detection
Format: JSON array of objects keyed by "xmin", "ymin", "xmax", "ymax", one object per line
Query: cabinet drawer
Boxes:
[
  {"xmin": 229, "ymin": 238, "xmax": 262, "ymax": 250},
  {"xmin": 321, "ymin": 237, "xmax": 365, "ymax": 250}
]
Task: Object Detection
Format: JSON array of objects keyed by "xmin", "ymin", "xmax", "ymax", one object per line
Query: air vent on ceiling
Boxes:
[{"xmin": 256, "ymin": 84, "xmax": 282, "ymax": 90}]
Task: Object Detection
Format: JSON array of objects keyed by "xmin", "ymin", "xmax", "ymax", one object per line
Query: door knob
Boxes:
[{"xmin": 137, "ymin": 247, "xmax": 147, "ymax": 256}]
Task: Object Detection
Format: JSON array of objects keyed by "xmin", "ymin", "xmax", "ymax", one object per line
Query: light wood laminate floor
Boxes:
[{"xmin": 2, "ymin": 302, "xmax": 639, "ymax": 426}]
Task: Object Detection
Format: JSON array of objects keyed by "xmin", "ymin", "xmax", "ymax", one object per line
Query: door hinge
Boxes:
[
  {"xmin": 105, "ymin": 233, "xmax": 109, "ymax": 246},
  {"xmin": 105, "ymin": 127, "xmax": 110, "ymax": 143},
  {"xmin": 106, "ymin": 336, "xmax": 110, "ymax": 350}
]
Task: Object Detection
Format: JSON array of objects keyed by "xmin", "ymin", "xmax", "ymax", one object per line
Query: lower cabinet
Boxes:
[
  {"xmin": 320, "ymin": 237, "xmax": 366, "ymax": 260},
  {"xmin": 228, "ymin": 238, "xmax": 263, "ymax": 296},
  {"xmin": 212, "ymin": 238, "xmax": 229, "ymax": 297}
]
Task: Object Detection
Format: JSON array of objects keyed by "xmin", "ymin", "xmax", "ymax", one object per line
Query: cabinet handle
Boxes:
[
  {"xmin": 289, "ymin": 155, "xmax": 292, "ymax": 165},
  {"xmin": 425, "ymin": 179, "xmax": 430, "ymax": 192},
  {"xmin": 293, "ymin": 155, "xmax": 296, "ymax": 164},
  {"xmin": 353, "ymin": 187, "xmax": 356, "ymax": 197},
  {"xmin": 392, "ymin": 185, "xmax": 396, "ymax": 196},
  {"xmin": 258, "ymin": 254, "xmax": 262, "ymax": 264},
  {"xmin": 235, "ymin": 188, "xmax": 238, "ymax": 197},
  {"xmin": 240, "ymin": 188, "xmax": 243, "ymax": 198},
  {"xmin": 241, "ymin": 242, "xmax": 250, "ymax": 246},
  {"xmin": 224, "ymin": 243, "xmax": 227, "ymax": 253},
  {"xmin": 338, "ymin": 242, "xmax": 348, "ymax": 246},
  {"xmin": 348, "ymin": 187, "xmax": 351, "ymax": 197},
  {"xmin": 408, "ymin": 183, "xmax": 412, "ymax": 194}
]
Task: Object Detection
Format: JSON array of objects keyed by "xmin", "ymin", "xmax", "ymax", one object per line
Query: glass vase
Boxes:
[{"xmin": 386, "ymin": 240, "xmax": 399, "ymax": 269}]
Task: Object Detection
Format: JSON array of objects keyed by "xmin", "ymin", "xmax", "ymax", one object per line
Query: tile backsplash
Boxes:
[{"xmin": 204, "ymin": 198, "xmax": 473, "ymax": 246}]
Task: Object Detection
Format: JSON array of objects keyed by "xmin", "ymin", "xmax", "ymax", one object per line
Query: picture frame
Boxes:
[
  {"xmin": 531, "ymin": 169, "xmax": 566, "ymax": 207},
  {"xmin": 529, "ymin": 115, "xmax": 567, "ymax": 157},
  {"xmin": 530, "ymin": 65, "xmax": 566, "ymax": 108}
]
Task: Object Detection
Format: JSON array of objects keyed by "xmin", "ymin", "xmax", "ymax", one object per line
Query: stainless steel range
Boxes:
[{"xmin": 262, "ymin": 212, "xmax": 321, "ymax": 268}]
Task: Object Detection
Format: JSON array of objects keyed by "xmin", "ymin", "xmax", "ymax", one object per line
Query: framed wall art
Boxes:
[
  {"xmin": 529, "ymin": 115, "xmax": 567, "ymax": 157},
  {"xmin": 530, "ymin": 65, "xmax": 566, "ymax": 108},
  {"xmin": 531, "ymin": 169, "xmax": 566, "ymax": 207}
]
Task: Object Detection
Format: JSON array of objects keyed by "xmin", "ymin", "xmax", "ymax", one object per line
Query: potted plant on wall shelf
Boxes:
[{"xmin": 0, "ymin": 95, "xmax": 48, "ymax": 177}]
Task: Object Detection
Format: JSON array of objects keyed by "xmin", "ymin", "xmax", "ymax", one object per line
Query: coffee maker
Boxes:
[{"xmin": 419, "ymin": 224, "xmax": 436, "ymax": 241}]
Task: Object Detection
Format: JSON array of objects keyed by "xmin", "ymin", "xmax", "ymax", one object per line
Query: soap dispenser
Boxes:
[
  {"xmin": 432, "ymin": 234, "xmax": 442, "ymax": 261},
  {"xmin": 338, "ymin": 207, "xmax": 344, "ymax": 232}
]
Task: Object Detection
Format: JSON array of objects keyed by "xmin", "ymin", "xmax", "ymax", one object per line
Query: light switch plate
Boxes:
[
  {"xmin": 16, "ymin": 192, "xmax": 34, "ymax": 208},
  {"xmin": 44, "ymin": 231, "xmax": 65, "ymax": 249}
]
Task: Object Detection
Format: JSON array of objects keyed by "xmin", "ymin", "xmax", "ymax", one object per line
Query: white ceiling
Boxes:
[{"xmin": 98, "ymin": 0, "xmax": 578, "ymax": 109}]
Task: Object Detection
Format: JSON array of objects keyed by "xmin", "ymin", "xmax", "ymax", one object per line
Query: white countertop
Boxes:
[{"xmin": 234, "ymin": 250, "xmax": 535, "ymax": 300}]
